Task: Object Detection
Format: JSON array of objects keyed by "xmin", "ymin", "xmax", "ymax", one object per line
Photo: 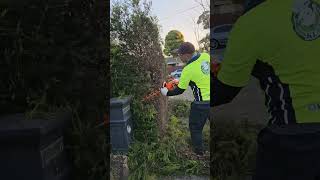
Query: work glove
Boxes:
[{"xmin": 160, "ymin": 82, "xmax": 168, "ymax": 96}]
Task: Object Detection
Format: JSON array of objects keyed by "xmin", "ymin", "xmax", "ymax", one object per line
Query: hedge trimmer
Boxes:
[{"xmin": 142, "ymin": 77, "xmax": 179, "ymax": 102}]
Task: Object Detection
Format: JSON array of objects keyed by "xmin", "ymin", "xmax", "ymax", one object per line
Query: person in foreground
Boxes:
[{"xmin": 211, "ymin": 0, "xmax": 320, "ymax": 179}]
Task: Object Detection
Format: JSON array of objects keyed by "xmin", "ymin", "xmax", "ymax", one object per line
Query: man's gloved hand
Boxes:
[{"xmin": 160, "ymin": 82, "xmax": 168, "ymax": 96}]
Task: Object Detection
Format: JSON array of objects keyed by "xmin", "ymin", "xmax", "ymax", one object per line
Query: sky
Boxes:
[
  {"xmin": 151, "ymin": 0, "xmax": 209, "ymax": 49},
  {"xmin": 110, "ymin": 0, "xmax": 209, "ymax": 50}
]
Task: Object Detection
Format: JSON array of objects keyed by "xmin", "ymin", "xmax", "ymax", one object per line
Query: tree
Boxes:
[
  {"xmin": 163, "ymin": 30, "xmax": 184, "ymax": 56},
  {"xmin": 195, "ymin": 0, "xmax": 210, "ymax": 52}
]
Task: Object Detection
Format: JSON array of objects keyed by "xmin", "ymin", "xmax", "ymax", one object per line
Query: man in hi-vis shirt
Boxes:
[
  {"xmin": 211, "ymin": 0, "xmax": 320, "ymax": 179},
  {"xmin": 161, "ymin": 42, "xmax": 210, "ymax": 156}
]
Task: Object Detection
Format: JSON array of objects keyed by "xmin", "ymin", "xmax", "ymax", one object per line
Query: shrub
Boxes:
[
  {"xmin": 128, "ymin": 115, "xmax": 209, "ymax": 179},
  {"xmin": 110, "ymin": 0, "xmax": 166, "ymax": 142},
  {"xmin": 168, "ymin": 99, "xmax": 191, "ymax": 118},
  {"xmin": 210, "ymin": 119, "xmax": 263, "ymax": 180},
  {"xmin": 0, "ymin": 1, "xmax": 108, "ymax": 179}
]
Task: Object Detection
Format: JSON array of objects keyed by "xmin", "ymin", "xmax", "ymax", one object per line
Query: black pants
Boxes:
[
  {"xmin": 189, "ymin": 101, "xmax": 210, "ymax": 153},
  {"xmin": 253, "ymin": 124, "xmax": 320, "ymax": 180}
]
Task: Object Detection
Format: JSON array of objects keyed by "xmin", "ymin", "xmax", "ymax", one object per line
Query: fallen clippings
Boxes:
[{"xmin": 110, "ymin": 154, "xmax": 129, "ymax": 180}]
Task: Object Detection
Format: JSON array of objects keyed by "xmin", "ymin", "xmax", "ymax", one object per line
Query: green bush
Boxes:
[
  {"xmin": 110, "ymin": 0, "xmax": 165, "ymax": 141},
  {"xmin": 168, "ymin": 99, "xmax": 191, "ymax": 118},
  {"xmin": 65, "ymin": 105, "xmax": 108, "ymax": 180},
  {"xmin": 0, "ymin": 1, "xmax": 108, "ymax": 179},
  {"xmin": 128, "ymin": 115, "xmax": 208, "ymax": 179},
  {"xmin": 210, "ymin": 120, "xmax": 262, "ymax": 180},
  {"xmin": 110, "ymin": 1, "xmax": 169, "ymax": 178},
  {"xmin": 168, "ymin": 99, "xmax": 210, "ymax": 150}
]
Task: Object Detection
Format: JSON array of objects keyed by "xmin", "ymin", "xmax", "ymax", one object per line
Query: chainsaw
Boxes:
[{"xmin": 142, "ymin": 77, "xmax": 179, "ymax": 102}]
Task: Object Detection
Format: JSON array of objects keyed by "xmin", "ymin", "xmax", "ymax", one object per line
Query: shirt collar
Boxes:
[{"xmin": 186, "ymin": 52, "xmax": 201, "ymax": 65}]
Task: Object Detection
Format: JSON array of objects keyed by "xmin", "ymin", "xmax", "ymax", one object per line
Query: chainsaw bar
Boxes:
[
  {"xmin": 142, "ymin": 89, "xmax": 161, "ymax": 102},
  {"xmin": 142, "ymin": 77, "xmax": 179, "ymax": 102}
]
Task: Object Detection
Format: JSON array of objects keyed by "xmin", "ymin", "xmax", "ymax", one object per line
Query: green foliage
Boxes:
[
  {"xmin": 110, "ymin": 0, "xmax": 165, "ymax": 143},
  {"xmin": 110, "ymin": 2, "xmax": 167, "ymax": 178},
  {"xmin": 210, "ymin": 119, "xmax": 262, "ymax": 180},
  {"xmin": 65, "ymin": 105, "xmax": 109, "ymax": 180},
  {"xmin": 0, "ymin": 1, "xmax": 108, "ymax": 179},
  {"xmin": 128, "ymin": 115, "xmax": 209, "ymax": 179},
  {"xmin": 163, "ymin": 30, "xmax": 185, "ymax": 56},
  {"xmin": 168, "ymin": 99, "xmax": 191, "ymax": 118},
  {"xmin": 131, "ymin": 101, "xmax": 158, "ymax": 142},
  {"xmin": 1, "ymin": 0, "xmax": 107, "ymax": 115}
]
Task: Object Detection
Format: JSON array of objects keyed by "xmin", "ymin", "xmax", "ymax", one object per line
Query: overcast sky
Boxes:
[
  {"xmin": 111, "ymin": 0, "xmax": 209, "ymax": 50},
  {"xmin": 152, "ymin": 0, "xmax": 209, "ymax": 49}
]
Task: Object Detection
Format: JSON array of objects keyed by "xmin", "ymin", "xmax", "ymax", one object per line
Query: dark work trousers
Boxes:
[
  {"xmin": 189, "ymin": 101, "xmax": 210, "ymax": 153},
  {"xmin": 253, "ymin": 124, "xmax": 320, "ymax": 180}
]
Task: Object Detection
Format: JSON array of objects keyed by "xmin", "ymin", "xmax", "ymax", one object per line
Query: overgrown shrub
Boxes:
[
  {"xmin": 0, "ymin": 1, "xmax": 108, "ymax": 179},
  {"xmin": 168, "ymin": 99, "xmax": 191, "ymax": 118},
  {"xmin": 128, "ymin": 115, "xmax": 209, "ymax": 179},
  {"xmin": 168, "ymin": 99, "xmax": 210, "ymax": 151},
  {"xmin": 110, "ymin": 0, "xmax": 166, "ymax": 142},
  {"xmin": 126, "ymin": 100, "xmax": 210, "ymax": 179},
  {"xmin": 210, "ymin": 119, "xmax": 263, "ymax": 180}
]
